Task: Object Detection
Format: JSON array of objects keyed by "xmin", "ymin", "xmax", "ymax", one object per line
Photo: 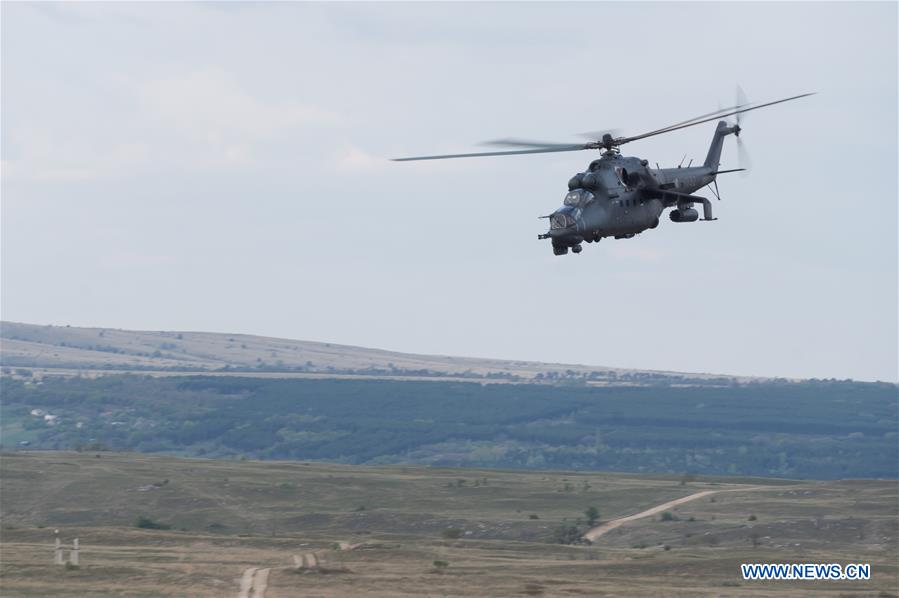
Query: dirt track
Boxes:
[
  {"xmin": 237, "ymin": 566, "xmax": 269, "ymax": 598},
  {"xmin": 583, "ymin": 489, "xmax": 721, "ymax": 542}
]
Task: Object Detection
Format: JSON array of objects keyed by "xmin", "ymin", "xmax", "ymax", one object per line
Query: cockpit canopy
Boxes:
[{"xmin": 563, "ymin": 189, "xmax": 594, "ymax": 208}]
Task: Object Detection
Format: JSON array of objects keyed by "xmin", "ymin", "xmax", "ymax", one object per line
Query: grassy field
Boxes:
[{"xmin": 1, "ymin": 452, "xmax": 896, "ymax": 596}]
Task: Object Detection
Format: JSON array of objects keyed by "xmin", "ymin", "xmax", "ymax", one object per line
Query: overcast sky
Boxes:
[{"xmin": 2, "ymin": 2, "xmax": 896, "ymax": 382}]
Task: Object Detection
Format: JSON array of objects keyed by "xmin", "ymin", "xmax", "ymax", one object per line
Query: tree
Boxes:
[
  {"xmin": 585, "ymin": 506, "xmax": 600, "ymax": 527},
  {"xmin": 135, "ymin": 516, "xmax": 171, "ymax": 530},
  {"xmin": 552, "ymin": 524, "xmax": 583, "ymax": 544},
  {"xmin": 660, "ymin": 511, "xmax": 678, "ymax": 522},
  {"xmin": 441, "ymin": 527, "xmax": 462, "ymax": 539}
]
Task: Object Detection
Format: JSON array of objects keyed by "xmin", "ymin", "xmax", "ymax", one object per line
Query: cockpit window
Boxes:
[{"xmin": 563, "ymin": 189, "xmax": 594, "ymax": 207}]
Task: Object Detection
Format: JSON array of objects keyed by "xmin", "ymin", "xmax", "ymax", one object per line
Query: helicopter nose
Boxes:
[
  {"xmin": 550, "ymin": 207, "xmax": 578, "ymax": 231},
  {"xmin": 550, "ymin": 213, "xmax": 577, "ymax": 232}
]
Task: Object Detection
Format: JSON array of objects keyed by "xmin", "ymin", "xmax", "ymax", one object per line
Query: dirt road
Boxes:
[
  {"xmin": 237, "ymin": 566, "xmax": 269, "ymax": 598},
  {"xmin": 583, "ymin": 490, "xmax": 721, "ymax": 543}
]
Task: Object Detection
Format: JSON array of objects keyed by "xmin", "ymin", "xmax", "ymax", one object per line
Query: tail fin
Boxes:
[{"xmin": 704, "ymin": 121, "xmax": 731, "ymax": 169}]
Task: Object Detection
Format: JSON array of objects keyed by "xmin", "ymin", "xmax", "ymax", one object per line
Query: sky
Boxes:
[{"xmin": 1, "ymin": 2, "xmax": 896, "ymax": 382}]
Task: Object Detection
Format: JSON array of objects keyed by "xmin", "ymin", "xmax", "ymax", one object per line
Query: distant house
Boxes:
[
  {"xmin": 30, "ymin": 409, "xmax": 46, "ymax": 417},
  {"xmin": 43, "ymin": 414, "xmax": 58, "ymax": 426}
]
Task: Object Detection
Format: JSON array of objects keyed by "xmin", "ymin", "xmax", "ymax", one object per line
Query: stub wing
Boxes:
[{"xmin": 641, "ymin": 188, "xmax": 708, "ymax": 208}]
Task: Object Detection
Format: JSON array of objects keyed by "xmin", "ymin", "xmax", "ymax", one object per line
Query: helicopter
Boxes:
[{"xmin": 394, "ymin": 91, "xmax": 814, "ymax": 255}]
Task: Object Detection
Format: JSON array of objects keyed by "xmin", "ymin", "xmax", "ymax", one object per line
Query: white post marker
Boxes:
[
  {"xmin": 70, "ymin": 538, "xmax": 80, "ymax": 566},
  {"xmin": 54, "ymin": 530, "xmax": 64, "ymax": 565}
]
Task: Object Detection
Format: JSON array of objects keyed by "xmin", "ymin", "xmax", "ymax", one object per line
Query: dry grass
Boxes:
[
  {"xmin": 1, "ymin": 452, "xmax": 896, "ymax": 596},
  {"xmin": 0, "ymin": 321, "xmax": 746, "ymax": 382}
]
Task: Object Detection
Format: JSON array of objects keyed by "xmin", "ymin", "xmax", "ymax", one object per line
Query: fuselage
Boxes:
[
  {"xmin": 541, "ymin": 121, "xmax": 737, "ymax": 254},
  {"xmin": 545, "ymin": 155, "xmax": 715, "ymax": 246}
]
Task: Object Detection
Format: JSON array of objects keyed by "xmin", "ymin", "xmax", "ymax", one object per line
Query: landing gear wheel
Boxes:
[
  {"xmin": 572, "ymin": 244, "xmax": 583, "ymax": 254},
  {"xmin": 553, "ymin": 246, "xmax": 568, "ymax": 256}
]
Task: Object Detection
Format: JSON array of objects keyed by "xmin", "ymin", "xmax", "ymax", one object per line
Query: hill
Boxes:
[
  {"xmin": 1, "ymin": 452, "xmax": 896, "ymax": 596},
  {"xmin": 0, "ymin": 321, "xmax": 750, "ymax": 385},
  {"xmin": 3, "ymin": 375, "xmax": 896, "ymax": 479}
]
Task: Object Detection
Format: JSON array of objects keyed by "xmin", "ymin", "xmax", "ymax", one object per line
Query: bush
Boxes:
[
  {"xmin": 135, "ymin": 516, "xmax": 171, "ymax": 530},
  {"xmin": 552, "ymin": 525, "xmax": 582, "ymax": 545},
  {"xmin": 441, "ymin": 527, "xmax": 462, "ymax": 539},
  {"xmin": 433, "ymin": 560, "xmax": 449, "ymax": 569},
  {"xmin": 748, "ymin": 514, "xmax": 757, "ymax": 521},
  {"xmin": 529, "ymin": 514, "xmax": 540, "ymax": 520},
  {"xmin": 660, "ymin": 511, "xmax": 679, "ymax": 522},
  {"xmin": 585, "ymin": 506, "xmax": 600, "ymax": 526}
]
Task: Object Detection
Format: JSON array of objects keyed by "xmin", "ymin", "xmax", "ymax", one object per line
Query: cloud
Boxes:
[
  {"xmin": 3, "ymin": 67, "xmax": 343, "ymax": 182},
  {"xmin": 134, "ymin": 68, "xmax": 345, "ymax": 170},
  {"xmin": 332, "ymin": 145, "xmax": 392, "ymax": 173},
  {"xmin": 141, "ymin": 69, "xmax": 340, "ymax": 141},
  {"xmin": 2, "ymin": 136, "xmax": 152, "ymax": 184}
]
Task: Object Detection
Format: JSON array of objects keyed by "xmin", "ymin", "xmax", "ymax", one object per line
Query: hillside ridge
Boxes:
[{"xmin": 0, "ymin": 321, "xmax": 750, "ymax": 384}]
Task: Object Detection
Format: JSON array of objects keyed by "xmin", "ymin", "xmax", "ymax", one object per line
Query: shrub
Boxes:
[
  {"xmin": 135, "ymin": 516, "xmax": 171, "ymax": 530},
  {"xmin": 441, "ymin": 527, "xmax": 462, "ymax": 539},
  {"xmin": 529, "ymin": 514, "xmax": 539, "ymax": 520},
  {"xmin": 552, "ymin": 525, "xmax": 582, "ymax": 545},
  {"xmin": 660, "ymin": 511, "xmax": 679, "ymax": 522},
  {"xmin": 748, "ymin": 514, "xmax": 757, "ymax": 521},
  {"xmin": 433, "ymin": 560, "xmax": 449, "ymax": 569},
  {"xmin": 584, "ymin": 506, "xmax": 600, "ymax": 526}
]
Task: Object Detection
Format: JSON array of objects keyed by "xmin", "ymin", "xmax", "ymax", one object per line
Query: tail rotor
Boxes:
[{"xmin": 730, "ymin": 85, "xmax": 752, "ymax": 176}]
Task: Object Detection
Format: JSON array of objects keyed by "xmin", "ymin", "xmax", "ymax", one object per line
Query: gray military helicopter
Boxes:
[{"xmin": 394, "ymin": 92, "xmax": 813, "ymax": 255}]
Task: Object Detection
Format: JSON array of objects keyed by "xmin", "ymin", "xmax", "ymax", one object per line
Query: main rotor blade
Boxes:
[
  {"xmin": 636, "ymin": 102, "xmax": 751, "ymax": 139},
  {"xmin": 584, "ymin": 101, "xmax": 753, "ymax": 145},
  {"xmin": 619, "ymin": 92, "xmax": 815, "ymax": 145},
  {"xmin": 481, "ymin": 138, "xmax": 585, "ymax": 149},
  {"xmin": 392, "ymin": 144, "xmax": 588, "ymax": 161}
]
